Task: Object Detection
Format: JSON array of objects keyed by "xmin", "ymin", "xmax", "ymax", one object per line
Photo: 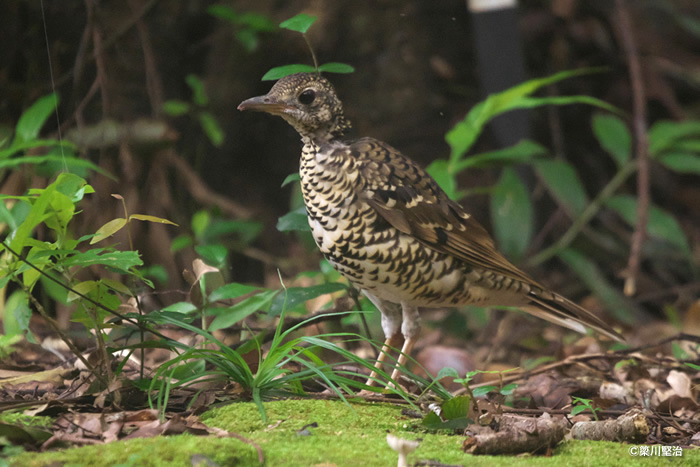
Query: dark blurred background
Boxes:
[{"xmin": 1, "ymin": 0, "xmax": 699, "ymax": 340}]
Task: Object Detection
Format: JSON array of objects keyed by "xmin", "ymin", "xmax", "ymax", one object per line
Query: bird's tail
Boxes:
[{"xmin": 523, "ymin": 291, "xmax": 625, "ymax": 343}]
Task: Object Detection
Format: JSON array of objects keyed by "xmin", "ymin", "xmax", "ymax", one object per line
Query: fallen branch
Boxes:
[
  {"xmin": 570, "ymin": 408, "xmax": 648, "ymax": 442},
  {"xmin": 462, "ymin": 413, "xmax": 568, "ymax": 455},
  {"xmin": 164, "ymin": 150, "xmax": 252, "ymax": 219}
]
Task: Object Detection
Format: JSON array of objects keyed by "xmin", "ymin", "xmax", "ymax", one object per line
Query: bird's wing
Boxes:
[
  {"xmin": 349, "ymin": 137, "xmax": 534, "ymax": 285},
  {"xmin": 347, "ymin": 137, "xmax": 624, "ymax": 342}
]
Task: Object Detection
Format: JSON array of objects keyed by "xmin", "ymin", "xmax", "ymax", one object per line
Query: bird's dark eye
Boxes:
[{"xmin": 299, "ymin": 89, "xmax": 316, "ymax": 105}]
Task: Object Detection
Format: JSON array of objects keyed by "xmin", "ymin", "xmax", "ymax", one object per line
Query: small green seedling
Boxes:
[
  {"xmin": 571, "ymin": 396, "xmax": 601, "ymax": 421},
  {"xmin": 262, "ymin": 13, "xmax": 354, "ymax": 81}
]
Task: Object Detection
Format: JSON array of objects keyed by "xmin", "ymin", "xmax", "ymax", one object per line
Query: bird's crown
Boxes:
[{"xmin": 238, "ymin": 73, "xmax": 351, "ymax": 141}]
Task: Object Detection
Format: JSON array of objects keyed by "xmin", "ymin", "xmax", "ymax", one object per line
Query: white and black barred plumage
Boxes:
[{"xmin": 239, "ymin": 73, "xmax": 623, "ymax": 385}]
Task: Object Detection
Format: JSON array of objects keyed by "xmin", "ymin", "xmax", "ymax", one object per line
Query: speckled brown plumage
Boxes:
[{"xmin": 239, "ymin": 73, "xmax": 623, "ymax": 386}]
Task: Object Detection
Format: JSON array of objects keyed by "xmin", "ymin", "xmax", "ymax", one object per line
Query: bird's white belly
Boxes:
[{"xmin": 308, "ymin": 211, "xmax": 508, "ymax": 307}]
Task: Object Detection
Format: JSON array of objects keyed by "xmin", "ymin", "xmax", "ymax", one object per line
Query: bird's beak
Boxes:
[{"xmin": 237, "ymin": 95, "xmax": 292, "ymax": 116}]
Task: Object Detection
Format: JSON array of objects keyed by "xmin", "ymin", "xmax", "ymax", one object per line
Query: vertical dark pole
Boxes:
[{"xmin": 467, "ymin": 0, "xmax": 530, "ymax": 147}]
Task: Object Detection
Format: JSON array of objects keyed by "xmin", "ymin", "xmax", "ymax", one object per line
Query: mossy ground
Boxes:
[{"xmin": 10, "ymin": 398, "xmax": 698, "ymax": 466}]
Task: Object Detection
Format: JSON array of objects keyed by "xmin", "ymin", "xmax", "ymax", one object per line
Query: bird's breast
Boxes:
[{"xmin": 298, "ymin": 147, "xmax": 526, "ymax": 308}]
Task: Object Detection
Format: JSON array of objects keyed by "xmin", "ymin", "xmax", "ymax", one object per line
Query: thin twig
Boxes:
[
  {"xmin": 456, "ymin": 333, "xmax": 700, "ymax": 395},
  {"xmin": 53, "ymin": 0, "xmax": 160, "ymax": 89},
  {"xmin": 228, "ymin": 432, "xmax": 265, "ymax": 464},
  {"xmin": 616, "ymin": 0, "xmax": 650, "ymax": 296},
  {"xmin": 130, "ymin": 0, "xmax": 164, "ymax": 115},
  {"xmin": 89, "ymin": 1, "xmax": 110, "ymax": 118},
  {"xmin": 501, "ymin": 406, "xmax": 700, "ymax": 426},
  {"xmin": 24, "ymin": 288, "xmax": 108, "ymax": 388},
  {"xmin": 614, "ymin": 332, "xmax": 700, "ymax": 356},
  {"xmin": 528, "ymin": 160, "xmax": 637, "ymax": 266},
  {"xmin": 303, "ymin": 34, "xmax": 320, "ymax": 72}
]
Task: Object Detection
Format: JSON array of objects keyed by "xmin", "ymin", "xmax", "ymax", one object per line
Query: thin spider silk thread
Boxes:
[{"xmin": 40, "ymin": 0, "xmax": 68, "ymax": 172}]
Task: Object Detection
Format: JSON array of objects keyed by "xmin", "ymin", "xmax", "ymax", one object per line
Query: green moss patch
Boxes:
[
  {"xmin": 11, "ymin": 435, "xmax": 258, "ymax": 467},
  {"xmin": 11, "ymin": 399, "xmax": 699, "ymax": 466}
]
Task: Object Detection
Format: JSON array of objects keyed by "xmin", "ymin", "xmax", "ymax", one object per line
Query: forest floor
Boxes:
[
  {"xmin": 4, "ymin": 328, "xmax": 699, "ymax": 466},
  {"xmin": 10, "ymin": 398, "xmax": 699, "ymax": 466}
]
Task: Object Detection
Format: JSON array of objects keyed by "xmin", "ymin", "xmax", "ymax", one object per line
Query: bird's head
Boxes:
[{"xmin": 238, "ymin": 73, "xmax": 351, "ymax": 142}]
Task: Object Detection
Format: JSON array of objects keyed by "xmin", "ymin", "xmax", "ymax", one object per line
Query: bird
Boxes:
[{"xmin": 238, "ymin": 72, "xmax": 624, "ymax": 388}]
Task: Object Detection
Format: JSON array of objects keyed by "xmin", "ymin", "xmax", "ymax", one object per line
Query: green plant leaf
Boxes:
[
  {"xmin": 534, "ymin": 159, "xmax": 589, "ymax": 217},
  {"xmin": 648, "ymin": 120, "xmax": 700, "ymax": 156},
  {"xmin": 169, "ymin": 359, "xmax": 206, "ymax": 381},
  {"xmin": 209, "ymin": 282, "xmax": 262, "ymax": 301},
  {"xmin": 208, "ymin": 289, "xmax": 278, "ymax": 332},
  {"xmin": 454, "ymin": 140, "xmax": 547, "ymax": 172},
  {"xmin": 170, "ymin": 235, "xmax": 193, "ymax": 252},
  {"xmin": 54, "ymin": 172, "xmax": 95, "ymax": 202},
  {"xmin": 235, "ymin": 29, "xmax": 259, "ymax": 52},
  {"xmin": 162, "ymin": 301, "xmax": 198, "ymax": 314},
  {"xmin": 195, "ymin": 244, "xmax": 228, "ymax": 268},
  {"xmin": 207, "ymin": 5, "xmax": 237, "ymax": 23},
  {"xmin": 420, "ymin": 395, "xmax": 473, "ymax": 430},
  {"xmin": 472, "ymin": 386, "xmax": 497, "ymax": 397},
  {"xmin": 279, "ymin": 13, "xmax": 316, "ymax": 34},
  {"xmin": 268, "ymin": 282, "xmax": 347, "ymax": 316},
  {"xmin": 672, "ymin": 341, "xmax": 691, "ymax": 360},
  {"xmin": 186, "ymin": 75, "xmax": 208, "ymax": 106},
  {"xmin": 281, "ymin": 173, "xmax": 300, "ymax": 187},
  {"xmin": 517, "ymin": 95, "xmax": 618, "ymax": 113},
  {"xmin": 277, "ymin": 207, "xmax": 310, "ymax": 232},
  {"xmin": 441, "ymin": 395, "xmax": 472, "ymax": 421},
  {"xmin": 43, "ymin": 191, "xmax": 75, "ymax": 237},
  {"xmin": 317, "ymin": 63, "xmax": 355, "ymax": 74},
  {"xmin": 426, "ymin": 160, "xmax": 459, "ymax": 200},
  {"xmin": 490, "ymin": 167, "xmax": 533, "ymax": 261},
  {"xmin": 657, "ymin": 152, "xmax": 700, "ymax": 174},
  {"xmin": 101, "ymin": 278, "xmax": 134, "ymax": 296},
  {"xmin": 436, "ymin": 367, "xmax": 460, "ymax": 380},
  {"xmin": 262, "ymin": 64, "xmax": 317, "ymax": 81},
  {"xmin": 67, "ymin": 280, "xmax": 98, "ymax": 302},
  {"xmin": 204, "ymin": 219, "xmax": 263, "ymax": 244},
  {"xmin": 129, "ymin": 214, "xmax": 178, "ymax": 225},
  {"xmin": 162, "ymin": 100, "xmax": 190, "ymax": 116},
  {"xmin": 62, "ymin": 249, "xmax": 143, "ymax": 272},
  {"xmin": 605, "ymin": 194, "xmax": 691, "ymax": 254},
  {"xmin": 40, "ymin": 273, "xmax": 69, "ymax": 305},
  {"xmin": 198, "ymin": 112, "xmax": 224, "ymax": 147},
  {"xmin": 191, "ymin": 210, "xmax": 210, "ymax": 238},
  {"xmin": 14, "ymin": 94, "xmax": 58, "ymax": 145},
  {"xmin": 669, "ymin": 139, "xmax": 700, "ymax": 152},
  {"xmin": 0, "ymin": 155, "xmax": 106, "ymax": 178},
  {"xmin": 9, "ymin": 182, "xmax": 56, "ymax": 252},
  {"xmin": 426, "ymin": 159, "xmax": 459, "ymax": 200},
  {"xmin": 5, "ymin": 290, "xmax": 30, "ymax": 335},
  {"xmin": 557, "ymin": 248, "xmax": 636, "ymax": 324},
  {"xmin": 238, "ymin": 12, "xmax": 277, "ymax": 32},
  {"xmin": 446, "ymin": 68, "xmax": 615, "ymax": 162},
  {"xmin": 90, "ymin": 218, "xmax": 127, "ymax": 244},
  {"xmin": 592, "ymin": 113, "xmax": 630, "ymax": 168}
]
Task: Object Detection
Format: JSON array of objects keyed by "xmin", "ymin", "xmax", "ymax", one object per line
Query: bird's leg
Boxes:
[
  {"xmin": 389, "ymin": 304, "xmax": 421, "ymax": 384},
  {"xmin": 363, "ymin": 294, "xmax": 402, "ymax": 387}
]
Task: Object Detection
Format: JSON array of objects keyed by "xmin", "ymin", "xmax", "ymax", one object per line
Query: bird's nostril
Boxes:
[{"xmin": 264, "ymin": 98, "xmax": 270, "ymax": 103}]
